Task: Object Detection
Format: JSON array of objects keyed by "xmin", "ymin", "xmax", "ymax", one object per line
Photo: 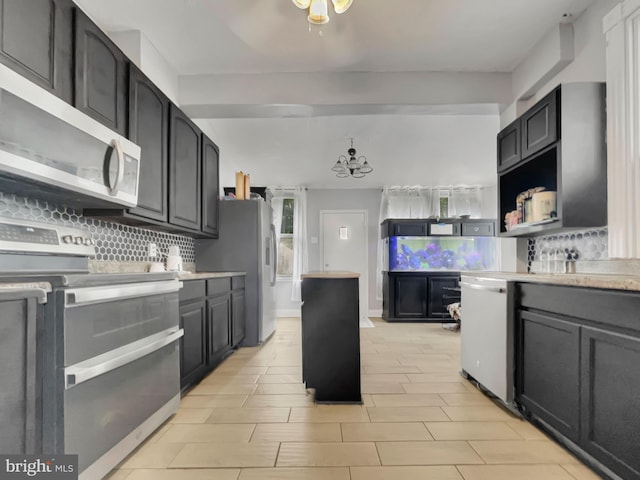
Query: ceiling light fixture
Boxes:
[
  {"xmin": 331, "ymin": 138, "xmax": 373, "ymax": 179},
  {"xmin": 291, "ymin": 0, "xmax": 354, "ymax": 25}
]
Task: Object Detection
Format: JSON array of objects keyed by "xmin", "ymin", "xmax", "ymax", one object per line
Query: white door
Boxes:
[{"xmin": 320, "ymin": 210, "xmax": 368, "ymax": 320}]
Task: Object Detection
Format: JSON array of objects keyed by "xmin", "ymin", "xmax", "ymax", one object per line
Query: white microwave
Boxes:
[{"xmin": 0, "ymin": 63, "xmax": 141, "ymax": 208}]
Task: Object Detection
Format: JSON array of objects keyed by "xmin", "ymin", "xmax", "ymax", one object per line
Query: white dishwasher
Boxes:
[{"xmin": 460, "ymin": 275, "xmax": 515, "ymax": 407}]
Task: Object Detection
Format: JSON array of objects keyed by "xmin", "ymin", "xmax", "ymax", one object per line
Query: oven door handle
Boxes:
[
  {"xmin": 64, "ymin": 327, "xmax": 184, "ymax": 389},
  {"xmin": 65, "ymin": 280, "xmax": 182, "ymax": 307}
]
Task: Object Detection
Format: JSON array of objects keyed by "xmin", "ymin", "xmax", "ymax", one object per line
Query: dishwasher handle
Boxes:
[
  {"xmin": 65, "ymin": 280, "xmax": 182, "ymax": 307},
  {"xmin": 459, "ymin": 281, "xmax": 506, "ymax": 294},
  {"xmin": 64, "ymin": 327, "xmax": 184, "ymax": 389}
]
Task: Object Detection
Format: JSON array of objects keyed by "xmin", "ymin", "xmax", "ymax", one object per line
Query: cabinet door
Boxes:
[
  {"xmin": 169, "ymin": 105, "xmax": 202, "ymax": 231},
  {"xmin": 0, "ymin": 295, "xmax": 40, "ymax": 454},
  {"xmin": 521, "ymin": 88, "xmax": 558, "ymax": 159},
  {"xmin": 179, "ymin": 300, "xmax": 207, "ymax": 391},
  {"xmin": 427, "ymin": 276, "xmax": 459, "ymax": 318},
  {"xmin": 201, "ymin": 134, "xmax": 220, "ymax": 237},
  {"xmin": 393, "ymin": 222, "xmax": 428, "ymax": 236},
  {"xmin": 394, "ymin": 276, "xmax": 428, "ymax": 318},
  {"xmin": 207, "ymin": 294, "xmax": 230, "ymax": 366},
  {"xmin": 74, "ymin": 10, "xmax": 128, "ymax": 135},
  {"xmin": 0, "ymin": 0, "xmax": 73, "ymax": 103},
  {"xmin": 497, "ymin": 119, "xmax": 521, "ymax": 172},
  {"xmin": 461, "ymin": 221, "xmax": 494, "ymax": 237},
  {"xmin": 580, "ymin": 327, "xmax": 640, "ymax": 480},
  {"xmin": 231, "ymin": 290, "xmax": 246, "ymax": 348},
  {"xmin": 128, "ymin": 65, "xmax": 169, "ymax": 222},
  {"xmin": 517, "ymin": 310, "xmax": 580, "ymax": 442}
]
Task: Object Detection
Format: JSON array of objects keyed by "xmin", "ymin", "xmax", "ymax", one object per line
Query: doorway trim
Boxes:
[{"xmin": 319, "ymin": 209, "xmax": 369, "ymax": 318}]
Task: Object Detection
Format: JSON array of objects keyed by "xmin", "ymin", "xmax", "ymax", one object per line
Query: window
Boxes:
[
  {"xmin": 440, "ymin": 194, "xmax": 449, "ymax": 218},
  {"xmin": 277, "ymin": 198, "xmax": 295, "ymax": 276}
]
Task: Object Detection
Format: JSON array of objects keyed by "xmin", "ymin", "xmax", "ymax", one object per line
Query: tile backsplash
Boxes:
[
  {"xmin": 0, "ymin": 192, "xmax": 195, "ymax": 264},
  {"xmin": 528, "ymin": 227, "xmax": 608, "ymax": 272}
]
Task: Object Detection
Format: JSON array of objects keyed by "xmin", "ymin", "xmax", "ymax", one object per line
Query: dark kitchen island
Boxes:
[{"xmin": 300, "ymin": 272, "xmax": 361, "ymax": 404}]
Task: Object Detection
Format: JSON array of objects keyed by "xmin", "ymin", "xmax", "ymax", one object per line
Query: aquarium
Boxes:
[{"xmin": 385, "ymin": 236, "xmax": 499, "ymax": 271}]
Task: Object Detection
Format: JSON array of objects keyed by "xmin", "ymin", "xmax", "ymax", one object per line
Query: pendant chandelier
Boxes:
[
  {"xmin": 291, "ymin": 0, "xmax": 354, "ymax": 25},
  {"xmin": 331, "ymin": 138, "xmax": 373, "ymax": 179}
]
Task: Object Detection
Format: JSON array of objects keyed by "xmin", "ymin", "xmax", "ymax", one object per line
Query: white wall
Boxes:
[
  {"xmin": 501, "ymin": 0, "xmax": 620, "ymax": 126},
  {"xmin": 110, "ymin": 30, "xmax": 180, "ymax": 104},
  {"xmin": 307, "ymin": 189, "xmax": 382, "ymax": 315}
]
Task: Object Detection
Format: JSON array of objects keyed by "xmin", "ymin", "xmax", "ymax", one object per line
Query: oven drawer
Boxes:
[
  {"xmin": 64, "ymin": 288, "xmax": 179, "ymax": 366},
  {"xmin": 64, "ymin": 339, "xmax": 180, "ymax": 473}
]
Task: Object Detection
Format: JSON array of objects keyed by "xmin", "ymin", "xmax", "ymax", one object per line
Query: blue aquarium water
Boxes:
[{"xmin": 387, "ymin": 236, "xmax": 498, "ymax": 271}]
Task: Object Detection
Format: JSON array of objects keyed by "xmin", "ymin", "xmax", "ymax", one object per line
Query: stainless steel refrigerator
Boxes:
[{"xmin": 196, "ymin": 199, "xmax": 277, "ymax": 346}]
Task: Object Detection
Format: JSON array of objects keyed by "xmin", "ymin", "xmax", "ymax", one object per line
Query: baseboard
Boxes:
[
  {"xmin": 368, "ymin": 309, "xmax": 382, "ymax": 318},
  {"xmin": 276, "ymin": 309, "xmax": 301, "ymax": 318}
]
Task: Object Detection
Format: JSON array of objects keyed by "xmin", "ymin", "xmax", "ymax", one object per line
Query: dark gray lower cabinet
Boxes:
[
  {"xmin": 178, "ymin": 300, "xmax": 207, "ymax": 392},
  {"xmin": 0, "ymin": 290, "xmax": 43, "ymax": 454},
  {"xmin": 516, "ymin": 283, "xmax": 640, "ymax": 480},
  {"xmin": 517, "ymin": 310, "xmax": 580, "ymax": 442},
  {"xmin": 179, "ymin": 276, "xmax": 246, "ymax": 391},
  {"xmin": 383, "ymin": 272, "xmax": 460, "ymax": 322},
  {"xmin": 207, "ymin": 294, "xmax": 231, "ymax": 365},
  {"xmin": 580, "ymin": 327, "xmax": 640, "ymax": 480},
  {"xmin": 231, "ymin": 290, "xmax": 246, "ymax": 347}
]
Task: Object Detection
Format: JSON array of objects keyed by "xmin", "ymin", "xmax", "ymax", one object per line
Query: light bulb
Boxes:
[
  {"xmin": 331, "ymin": 0, "xmax": 353, "ymax": 14},
  {"xmin": 292, "ymin": 0, "xmax": 312, "ymax": 8},
  {"xmin": 308, "ymin": 0, "xmax": 330, "ymax": 24}
]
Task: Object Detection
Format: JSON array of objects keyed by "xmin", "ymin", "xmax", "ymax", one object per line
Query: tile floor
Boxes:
[{"xmin": 107, "ymin": 318, "xmax": 603, "ymax": 480}]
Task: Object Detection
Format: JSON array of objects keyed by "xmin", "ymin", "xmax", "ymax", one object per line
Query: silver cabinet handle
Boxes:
[
  {"xmin": 65, "ymin": 280, "xmax": 181, "ymax": 307},
  {"xmin": 459, "ymin": 281, "xmax": 506, "ymax": 293},
  {"xmin": 65, "ymin": 327, "xmax": 184, "ymax": 389},
  {"xmin": 108, "ymin": 139, "xmax": 125, "ymax": 195}
]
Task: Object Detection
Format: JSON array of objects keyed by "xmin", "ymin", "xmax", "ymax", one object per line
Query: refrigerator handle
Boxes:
[{"xmin": 270, "ymin": 224, "xmax": 277, "ymax": 286}]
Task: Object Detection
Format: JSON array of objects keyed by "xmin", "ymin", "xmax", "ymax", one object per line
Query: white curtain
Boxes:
[
  {"xmin": 290, "ymin": 188, "xmax": 308, "ymax": 301},
  {"xmin": 382, "ymin": 186, "xmax": 441, "ymax": 219},
  {"xmin": 448, "ymin": 185, "xmax": 483, "ymax": 217},
  {"xmin": 268, "ymin": 187, "xmax": 308, "ymax": 302}
]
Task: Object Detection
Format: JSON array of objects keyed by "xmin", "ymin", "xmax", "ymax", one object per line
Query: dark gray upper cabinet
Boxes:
[
  {"xmin": 169, "ymin": 104, "xmax": 201, "ymax": 231},
  {"xmin": 201, "ymin": 134, "xmax": 220, "ymax": 237},
  {"xmin": 497, "ymin": 119, "xmax": 521, "ymax": 172},
  {"xmin": 520, "ymin": 88, "xmax": 558, "ymax": 160},
  {"xmin": 0, "ymin": 0, "xmax": 73, "ymax": 103},
  {"xmin": 74, "ymin": 9, "xmax": 128, "ymax": 135},
  {"xmin": 128, "ymin": 65, "xmax": 169, "ymax": 222},
  {"xmin": 498, "ymin": 83, "xmax": 606, "ymax": 236}
]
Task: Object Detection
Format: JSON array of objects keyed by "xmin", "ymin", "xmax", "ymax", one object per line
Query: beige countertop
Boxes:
[
  {"xmin": 461, "ymin": 271, "xmax": 640, "ymax": 292},
  {"xmin": 302, "ymin": 271, "xmax": 360, "ymax": 279},
  {"xmin": 178, "ymin": 271, "xmax": 246, "ymax": 280},
  {"xmin": 0, "ymin": 282, "xmax": 52, "ymax": 303}
]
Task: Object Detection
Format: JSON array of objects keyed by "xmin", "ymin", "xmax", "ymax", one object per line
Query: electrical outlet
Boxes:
[{"xmin": 147, "ymin": 242, "xmax": 157, "ymax": 257}]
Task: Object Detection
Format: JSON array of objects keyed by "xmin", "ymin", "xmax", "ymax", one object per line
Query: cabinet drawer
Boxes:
[
  {"xmin": 207, "ymin": 277, "xmax": 231, "ymax": 296},
  {"xmin": 231, "ymin": 275, "xmax": 245, "ymax": 290},
  {"xmin": 462, "ymin": 222, "xmax": 494, "ymax": 236},
  {"xmin": 180, "ymin": 280, "xmax": 206, "ymax": 302}
]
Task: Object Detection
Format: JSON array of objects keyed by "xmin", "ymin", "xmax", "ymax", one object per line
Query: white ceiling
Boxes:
[{"xmin": 75, "ymin": 0, "xmax": 597, "ymax": 189}]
